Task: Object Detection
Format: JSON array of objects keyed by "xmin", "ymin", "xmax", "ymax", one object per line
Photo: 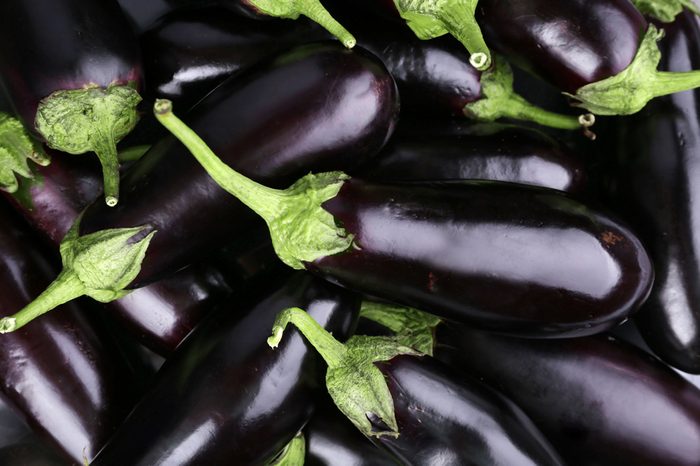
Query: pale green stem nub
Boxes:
[
  {"xmin": 93, "ymin": 130, "xmax": 120, "ymax": 207},
  {"xmin": 497, "ymin": 94, "xmax": 586, "ymax": 130},
  {"xmin": 436, "ymin": 7, "xmax": 491, "ymax": 70},
  {"xmin": 153, "ymin": 99, "xmax": 285, "ymax": 223},
  {"xmin": 0, "ymin": 271, "xmax": 86, "ymax": 333},
  {"xmin": 268, "ymin": 307, "xmax": 348, "ymax": 368},
  {"xmin": 247, "ymin": 0, "xmax": 356, "ymax": 48}
]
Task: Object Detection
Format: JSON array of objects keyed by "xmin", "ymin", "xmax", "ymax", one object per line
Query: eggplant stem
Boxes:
[
  {"xmin": 0, "ymin": 271, "xmax": 86, "ymax": 333},
  {"xmin": 653, "ymin": 70, "xmax": 700, "ymax": 96},
  {"xmin": 267, "ymin": 307, "xmax": 348, "ymax": 368},
  {"xmin": 92, "ymin": 129, "xmax": 121, "ymax": 207},
  {"xmin": 296, "ymin": 0, "xmax": 356, "ymax": 48}
]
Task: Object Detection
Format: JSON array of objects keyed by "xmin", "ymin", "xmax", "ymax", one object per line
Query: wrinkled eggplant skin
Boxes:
[
  {"xmin": 82, "ymin": 43, "xmax": 399, "ymax": 287},
  {"xmin": 141, "ymin": 8, "xmax": 327, "ymax": 111},
  {"xmin": 611, "ymin": 12, "xmax": 700, "ymax": 373},
  {"xmin": 0, "ymin": 0, "xmax": 141, "ymax": 128},
  {"xmin": 91, "ymin": 273, "xmax": 360, "ymax": 466},
  {"xmin": 306, "ymin": 400, "xmax": 398, "ymax": 466},
  {"xmin": 374, "ymin": 355, "xmax": 564, "ymax": 466},
  {"xmin": 310, "ymin": 180, "xmax": 653, "ymax": 337},
  {"xmin": 437, "ymin": 326, "xmax": 700, "ymax": 466},
  {"xmin": 477, "ymin": 0, "xmax": 646, "ymax": 92},
  {"xmin": 3, "ymin": 154, "xmax": 234, "ymax": 356},
  {"xmin": 364, "ymin": 122, "xmax": 586, "ymax": 193},
  {"xmin": 0, "ymin": 204, "xmax": 141, "ymax": 464}
]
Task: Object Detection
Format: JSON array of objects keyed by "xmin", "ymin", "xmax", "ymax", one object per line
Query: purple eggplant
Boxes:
[
  {"xmin": 476, "ymin": 0, "xmax": 700, "ymax": 115},
  {"xmin": 0, "ymin": 0, "xmax": 143, "ymax": 206},
  {"xmin": 437, "ymin": 326, "xmax": 700, "ymax": 466},
  {"xmin": 364, "ymin": 121, "xmax": 587, "ymax": 194},
  {"xmin": 91, "ymin": 273, "xmax": 359, "ymax": 466},
  {"xmin": 150, "ymin": 104, "xmax": 653, "ymax": 337},
  {"xmin": 140, "ymin": 7, "xmax": 327, "ymax": 111},
  {"xmin": 0, "ymin": 203, "xmax": 142, "ymax": 464},
  {"xmin": 0, "ymin": 42, "xmax": 397, "ymax": 335},
  {"xmin": 267, "ymin": 307, "xmax": 564, "ymax": 465},
  {"xmin": 609, "ymin": 11, "xmax": 700, "ymax": 373}
]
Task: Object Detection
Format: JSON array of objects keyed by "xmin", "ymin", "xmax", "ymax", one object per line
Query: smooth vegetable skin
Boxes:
[
  {"xmin": 306, "ymin": 399, "xmax": 398, "ymax": 465},
  {"xmin": 82, "ymin": 42, "xmax": 398, "ymax": 287},
  {"xmin": 0, "ymin": 204, "xmax": 141, "ymax": 464},
  {"xmin": 478, "ymin": 0, "xmax": 645, "ymax": 92},
  {"xmin": 437, "ymin": 326, "xmax": 700, "ymax": 466},
  {"xmin": 612, "ymin": 11, "xmax": 700, "ymax": 373},
  {"xmin": 311, "ymin": 180, "xmax": 652, "ymax": 336},
  {"xmin": 154, "ymin": 101, "xmax": 653, "ymax": 337},
  {"xmin": 91, "ymin": 273, "xmax": 359, "ymax": 466},
  {"xmin": 375, "ymin": 356, "xmax": 563, "ymax": 465},
  {"xmin": 140, "ymin": 7, "xmax": 327, "ymax": 111},
  {"xmin": 365, "ymin": 122, "xmax": 587, "ymax": 194},
  {"xmin": 0, "ymin": 0, "xmax": 143, "ymax": 206}
]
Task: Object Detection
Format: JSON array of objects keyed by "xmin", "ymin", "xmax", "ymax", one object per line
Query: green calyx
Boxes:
[
  {"xmin": 631, "ymin": 0, "xmax": 700, "ymax": 22},
  {"xmin": 393, "ymin": 0, "xmax": 491, "ymax": 70},
  {"xmin": 0, "ymin": 216, "xmax": 155, "ymax": 334},
  {"xmin": 247, "ymin": 0, "xmax": 356, "ymax": 48},
  {"xmin": 35, "ymin": 83, "xmax": 142, "ymax": 207},
  {"xmin": 267, "ymin": 433, "xmax": 305, "ymax": 466},
  {"xmin": 360, "ymin": 301, "xmax": 441, "ymax": 356},
  {"xmin": 566, "ymin": 25, "xmax": 700, "ymax": 115},
  {"xmin": 268, "ymin": 307, "xmax": 420, "ymax": 438},
  {"xmin": 463, "ymin": 56, "xmax": 594, "ymax": 132},
  {"xmin": 0, "ymin": 113, "xmax": 49, "ymax": 192},
  {"xmin": 154, "ymin": 99, "xmax": 353, "ymax": 270}
]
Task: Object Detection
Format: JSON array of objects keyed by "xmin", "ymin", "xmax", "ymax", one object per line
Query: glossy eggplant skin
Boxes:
[
  {"xmin": 306, "ymin": 399, "xmax": 398, "ymax": 466},
  {"xmin": 610, "ymin": 12, "xmax": 700, "ymax": 373},
  {"xmin": 82, "ymin": 42, "xmax": 399, "ymax": 287},
  {"xmin": 309, "ymin": 180, "xmax": 653, "ymax": 337},
  {"xmin": 141, "ymin": 8, "xmax": 327, "ymax": 111},
  {"xmin": 0, "ymin": 0, "xmax": 141, "ymax": 128},
  {"xmin": 373, "ymin": 355, "xmax": 563, "ymax": 466},
  {"xmin": 364, "ymin": 122, "xmax": 587, "ymax": 193},
  {"xmin": 0, "ymin": 204, "xmax": 141, "ymax": 464},
  {"xmin": 3, "ymin": 153, "xmax": 233, "ymax": 356},
  {"xmin": 438, "ymin": 326, "xmax": 700, "ymax": 466},
  {"xmin": 477, "ymin": 0, "xmax": 646, "ymax": 92},
  {"xmin": 91, "ymin": 273, "xmax": 360, "ymax": 466}
]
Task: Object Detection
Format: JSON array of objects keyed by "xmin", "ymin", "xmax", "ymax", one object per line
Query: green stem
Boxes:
[
  {"xmin": 118, "ymin": 144, "xmax": 151, "ymax": 163},
  {"xmin": 93, "ymin": 130, "xmax": 120, "ymax": 207},
  {"xmin": 268, "ymin": 307, "xmax": 348, "ymax": 368},
  {"xmin": 434, "ymin": 6, "xmax": 490, "ymax": 70},
  {"xmin": 247, "ymin": 0, "xmax": 356, "ymax": 48},
  {"xmin": 267, "ymin": 433, "xmax": 306, "ymax": 466},
  {"xmin": 0, "ymin": 271, "xmax": 86, "ymax": 333},
  {"xmin": 296, "ymin": 0, "xmax": 356, "ymax": 48},
  {"xmin": 499, "ymin": 94, "xmax": 587, "ymax": 130},
  {"xmin": 652, "ymin": 70, "xmax": 700, "ymax": 97},
  {"xmin": 153, "ymin": 99, "xmax": 285, "ymax": 223}
]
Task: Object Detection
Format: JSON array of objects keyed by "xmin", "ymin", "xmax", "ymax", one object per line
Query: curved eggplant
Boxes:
[
  {"xmin": 437, "ymin": 326, "xmax": 700, "ymax": 466},
  {"xmin": 140, "ymin": 7, "xmax": 327, "ymax": 111},
  {"xmin": 0, "ymin": 0, "xmax": 142, "ymax": 205},
  {"xmin": 91, "ymin": 273, "xmax": 360, "ymax": 466},
  {"xmin": 611, "ymin": 11, "xmax": 700, "ymax": 373},
  {"xmin": 364, "ymin": 122, "xmax": 587, "ymax": 194},
  {"xmin": 0, "ymin": 203, "xmax": 141, "ymax": 463},
  {"xmin": 82, "ymin": 42, "xmax": 398, "ymax": 287}
]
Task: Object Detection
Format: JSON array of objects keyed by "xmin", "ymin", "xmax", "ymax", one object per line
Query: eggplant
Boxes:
[
  {"xmin": 2, "ymin": 148, "xmax": 234, "ymax": 355},
  {"xmin": 268, "ymin": 308, "xmax": 564, "ymax": 465},
  {"xmin": 437, "ymin": 326, "xmax": 700, "ymax": 466},
  {"xmin": 91, "ymin": 273, "xmax": 360, "ymax": 466},
  {"xmin": 364, "ymin": 121, "xmax": 587, "ymax": 194},
  {"xmin": 152, "ymin": 105, "xmax": 653, "ymax": 337},
  {"xmin": 610, "ymin": 11, "xmax": 700, "ymax": 373},
  {"xmin": 0, "ymin": 0, "xmax": 142, "ymax": 206},
  {"xmin": 140, "ymin": 7, "xmax": 327, "ymax": 111},
  {"xmin": 477, "ymin": 0, "xmax": 700, "ymax": 115},
  {"xmin": 306, "ymin": 400, "xmax": 398, "ymax": 466},
  {"xmin": 0, "ymin": 203, "xmax": 142, "ymax": 464},
  {"xmin": 0, "ymin": 42, "xmax": 398, "ymax": 334}
]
